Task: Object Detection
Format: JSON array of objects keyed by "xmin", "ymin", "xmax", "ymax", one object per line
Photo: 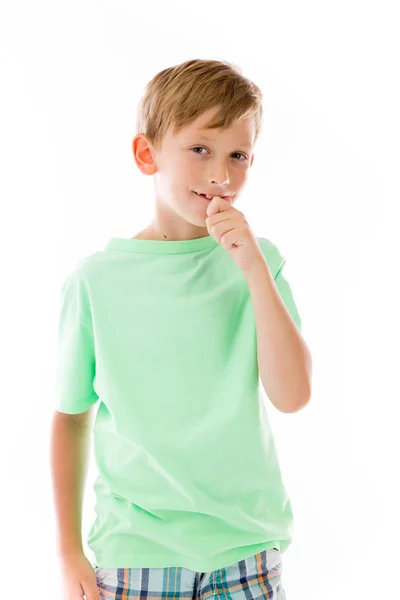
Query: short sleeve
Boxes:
[
  {"xmin": 257, "ymin": 237, "xmax": 302, "ymax": 333},
  {"xmin": 54, "ymin": 269, "xmax": 99, "ymax": 414}
]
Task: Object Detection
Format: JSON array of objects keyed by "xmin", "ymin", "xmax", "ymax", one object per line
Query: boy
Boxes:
[{"xmin": 51, "ymin": 58, "xmax": 312, "ymax": 600}]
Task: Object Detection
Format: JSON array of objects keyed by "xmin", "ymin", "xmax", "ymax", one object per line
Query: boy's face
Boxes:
[{"xmin": 134, "ymin": 105, "xmax": 256, "ymax": 233}]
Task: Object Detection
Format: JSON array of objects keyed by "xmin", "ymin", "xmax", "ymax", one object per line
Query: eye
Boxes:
[
  {"xmin": 191, "ymin": 147, "xmax": 248, "ymax": 161},
  {"xmin": 191, "ymin": 147, "xmax": 208, "ymax": 155}
]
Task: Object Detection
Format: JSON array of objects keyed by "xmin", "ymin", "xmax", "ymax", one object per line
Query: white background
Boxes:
[{"xmin": 1, "ymin": 1, "xmax": 399, "ymax": 598}]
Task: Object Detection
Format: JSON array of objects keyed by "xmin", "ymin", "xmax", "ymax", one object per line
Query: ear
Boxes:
[{"xmin": 132, "ymin": 134, "xmax": 157, "ymax": 175}]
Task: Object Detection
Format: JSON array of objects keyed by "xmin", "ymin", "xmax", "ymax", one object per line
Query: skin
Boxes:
[{"xmin": 131, "ymin": 105, "xmax": 256, "ymax": 241}]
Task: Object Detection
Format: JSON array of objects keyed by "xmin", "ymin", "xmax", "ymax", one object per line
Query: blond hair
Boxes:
[{"xmin": 136, "ymin": 58, "xmax": 263, "ymax": 151}]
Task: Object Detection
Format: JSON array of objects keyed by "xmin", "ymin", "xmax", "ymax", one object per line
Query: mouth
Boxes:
[{"xmin": 193, "ymin": 191, "xmax": 234, "ymax": 201}]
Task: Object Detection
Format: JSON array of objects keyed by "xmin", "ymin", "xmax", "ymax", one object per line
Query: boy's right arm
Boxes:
[
  {"xmin": 50, "ymin": 408, "xmax": 94, "ymax": 558},
  {"xmin": 51, "ymin": 409, "xmax": 101, "ymax": 598}
]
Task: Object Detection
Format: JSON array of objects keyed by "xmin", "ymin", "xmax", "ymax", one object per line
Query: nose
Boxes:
[{"xmin": 209, "ymin": 165, "xmax": 230, "ymax": 188}]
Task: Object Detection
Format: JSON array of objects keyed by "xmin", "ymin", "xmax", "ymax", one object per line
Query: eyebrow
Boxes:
[{"xmin": 184, "ymin": 135, "xmax": 253, "ymax": 149}]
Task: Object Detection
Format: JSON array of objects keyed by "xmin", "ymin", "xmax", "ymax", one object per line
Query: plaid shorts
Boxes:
[{"xmin": 93, "ymin": 548, "xmax": 286, "ymax": 599}]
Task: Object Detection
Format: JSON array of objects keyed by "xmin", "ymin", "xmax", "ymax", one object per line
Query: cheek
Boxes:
[
  {"xmin": 181, "ymin": 156, "xmax": 200, "ymax": 176},
  {"xmin": 170, "ymin": 166, "xmax": 193, "ymax": 190}
]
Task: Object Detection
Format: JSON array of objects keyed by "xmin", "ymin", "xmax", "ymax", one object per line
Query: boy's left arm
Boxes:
[
  {"xmin": 243, "ymin": 261, "xmax": 312, "ymax": 414},
  {"xmin": 205, "ymin": 195, "xmax": 312, "ymax": 414}
]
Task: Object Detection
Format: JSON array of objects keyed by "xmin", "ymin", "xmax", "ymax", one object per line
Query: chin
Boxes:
[
  {"xmin": 182, "ymin": 210, "xmax": 208, "ymax": 229},
  {"xmin": 190, "ymin": 215, "xmax": 208, "ymax": 228}
]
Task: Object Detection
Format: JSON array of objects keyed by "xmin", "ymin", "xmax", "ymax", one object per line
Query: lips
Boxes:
[
  {"xmin": 193, "ymin": 191, "xmax": 233, "ymax": 200},
  {"xmin": 194, "ymin": 191, "xmax": 211, "ymax": 200}
]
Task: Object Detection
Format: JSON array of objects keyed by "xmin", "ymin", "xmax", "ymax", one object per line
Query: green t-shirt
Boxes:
[{"xmin": 54, "ymin": 234, "xmax": 302, "ymax": 571}]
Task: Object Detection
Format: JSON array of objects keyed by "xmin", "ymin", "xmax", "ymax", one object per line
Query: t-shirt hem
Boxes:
[{"xmin": 91, "ymin": 541, "xmax": 282, "ymax": 571}]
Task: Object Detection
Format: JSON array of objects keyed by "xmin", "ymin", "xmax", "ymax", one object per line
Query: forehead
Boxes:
[{"xmin": 178, "ymin": 115, "xmax": 255, "ymax": 148}]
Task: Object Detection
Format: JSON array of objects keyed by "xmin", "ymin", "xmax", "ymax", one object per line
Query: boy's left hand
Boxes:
[{"xmin": 205, "ymin": 195, "xmax": 265, "ymax": 272}]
